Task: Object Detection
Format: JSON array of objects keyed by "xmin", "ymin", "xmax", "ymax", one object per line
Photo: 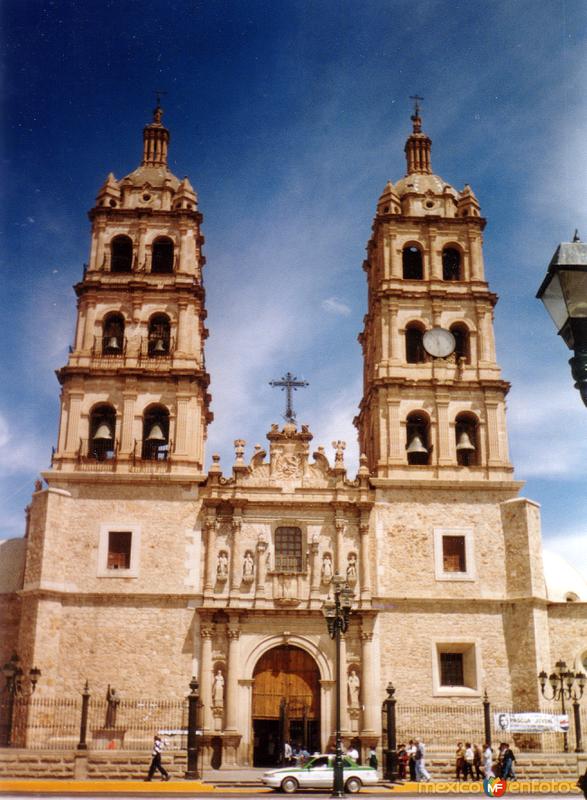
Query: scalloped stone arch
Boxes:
[{"xmin": 243, "ymin": 634, "xmax": 332, "ymax": 682}]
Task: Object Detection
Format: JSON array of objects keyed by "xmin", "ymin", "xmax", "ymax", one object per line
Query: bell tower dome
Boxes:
[
  {"xmin": 49, "ymin": 104, "xmax": 212, "ymax": 479},
  {"xmin": 355, "ymin": 105, "xmax": 513, "ymax": 482}
]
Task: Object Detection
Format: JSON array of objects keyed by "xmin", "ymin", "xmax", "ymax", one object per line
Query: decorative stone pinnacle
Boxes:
[
  {"xmin": 332, "ymin": 440, "xmax": 346, "ymax": 465},
  {"xmin": 234, "ymin": 439, "xmax": 246, "ymax": 463}
]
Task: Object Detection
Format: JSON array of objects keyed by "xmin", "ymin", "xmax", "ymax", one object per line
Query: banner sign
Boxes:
[{"xmin": 494, "ymin": 712, "xmax": 569, "ymax": 733}]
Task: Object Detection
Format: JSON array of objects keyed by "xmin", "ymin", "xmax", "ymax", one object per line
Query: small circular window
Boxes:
[
  {"xmin": 109, "ymin": 199, "xmax": 117, "ymax": 208},
  {"xmin": 383, "ymin": 205, "xmax": 389, "ymax": 212},
  {"xmin": 142, "ymin": 193, "xmax": 151, "ymax": 202},
  {"xmin": 425, "ymin": 200, "xmax": 435, "ymax": 209}
]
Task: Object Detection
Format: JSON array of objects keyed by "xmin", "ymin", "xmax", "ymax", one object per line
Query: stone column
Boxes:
[
  {"xmin": 177, "ymin": 301, "xmax": 189, "ymax": 353},
  {"xmin": 389, "ymin": 304, "xmax": 400, "ymax": 361},
  {"xmin": 120, "ymin": 391, "xmax": 137, "ymax": 454},
  {"xmin": 175, "ymin": 394, "xmax": 189, "ymax": 454},
  {"xmin": 436, "ymin": 398, "xmax": 451, "ymax": 465},
  {"xmin": 230, "ymin": 514, "xmax": 242, "ymax": 597},
  {"xmin": 360, "ymin": 629, "xmax": 377, "ymax": 735},
  {"xmin": 389, "ymin": 235, "xmax": 401, "ymax": 278},
  {"xmin": 335, "ymin": 518, "xmax": 346, "ymax": 576},
  {"xmin": 65, "ymin": 392, "xmax": 84, "ymax": 453},
  {"xmin": 310, "ymin": 538, "xmax": 321, "ymax": 599},
  {"xmin": 204, "ymin": 517, "xmax": 217, "ymax": 595},
  {"xmin": 178, "ymin": 226, "xmax": 191, "ymax": 272},
  {"xmin": 137, "ymin": 225, "xmax": 147, "ymax": 270},
  {"xmin": 94, "ymin": 225, "xmax": 106, "ymax": 271},
  {"xmin": 82, "ymin": 301, "xmax": 97, "ymax": 351},
  {"xmin": 255, "ymin": 539, "xmax": 268, "ymax": 598},
  {"xmin": 340, "ymin": 635, "xmax": 349, "ymax": 733},
  {"xmin": 359, "ymin": 518, "xmax": 371, "ymax": 600},
  {"xmin": 199, "ymin": 624, "xmax": 214, "ymax": 731},
  {"xmin": 224, "ymin": 621, "xmax": 240, "ymax": 732},
  {"xmin": 485, "ymin": 401, "xmax": 502, "ymax": 465}
]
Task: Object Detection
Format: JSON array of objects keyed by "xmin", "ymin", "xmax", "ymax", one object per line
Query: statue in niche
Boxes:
[
  {"xmin": 346, "ymin": 552, "xmax": 358, "ymax": 584},
  {"xmin": 212, "ymin": 670, "xmax": 225, "ymax": 707},
  {"xmin": 105, "ymin": 685, "xmax": 120, "ymax": 728},
  {"xmin": 321, "ymin": 553, "xmax": 333, "ymax": 584},
  {"xmin": 217, "ymin": 551, "xmax": 229, "ymax": 581},
  {"xmin": 347, "ymin": 670, "xmax": 360, "ymax": 707},
  {"xmin": 243, "ymin": 550, "xmax": 255, "ymax": 582}
]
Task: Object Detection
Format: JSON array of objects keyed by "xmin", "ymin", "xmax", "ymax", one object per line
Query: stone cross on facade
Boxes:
[{"xmin": 269, "ymin": 372, "xmax": 309, "ymax": 423}]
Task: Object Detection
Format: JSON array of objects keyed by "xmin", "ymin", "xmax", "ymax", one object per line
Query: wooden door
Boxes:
[{"xmin": 252, "ymin": 645, "xmax": 319, "ymax": 720}]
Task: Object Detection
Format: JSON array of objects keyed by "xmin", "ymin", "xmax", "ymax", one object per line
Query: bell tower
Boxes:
[
  {"xmin": 50, "ymin": 103, "xmax": 211, "ymax": 478},
  {"xmin": 355, "ymin": 104, "xmax": 513, "ymax": 481}
]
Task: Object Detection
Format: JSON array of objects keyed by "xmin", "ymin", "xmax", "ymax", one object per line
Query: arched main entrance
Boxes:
[{"xmin": 252, "ymin": 645, "xmax": 320, "ymax": 766}]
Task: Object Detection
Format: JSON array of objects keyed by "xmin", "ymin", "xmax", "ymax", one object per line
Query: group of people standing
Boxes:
[
  {"xmin": 454, "ymin": 741, "xmax": 516, "ymax": 782},
  {"xmin": 395, "ymin": 739, "xmax": 517, "ymax": 783},
  {"xmin": 397, "ymin": 739, "xmax": 431, "ymax": 782}
]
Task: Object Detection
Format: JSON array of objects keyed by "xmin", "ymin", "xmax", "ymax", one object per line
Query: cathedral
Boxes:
[{"xmin": 1, "ymin": 103, "xmax": 585, "ymax": 769}]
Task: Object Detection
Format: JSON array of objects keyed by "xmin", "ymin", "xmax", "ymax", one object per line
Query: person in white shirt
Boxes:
[
  {"xmin": 347, "ymin": 745, "xmax": 359, "ymax": 762},
  {"xmin": 145, "ymin": 735, "xmax": 169, "ymax": 782},
  {"xmin": 414, "ymin": 738, "xmax": 431, "ymax": 782}
]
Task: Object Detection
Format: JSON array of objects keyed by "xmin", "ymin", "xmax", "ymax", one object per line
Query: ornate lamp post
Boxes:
[
  {"xmin": 322, "ymin": 575, "xmax": 354, "ymax": 798},
  {"xmin": 2, "ymin": 653, "xmax": 41, "ymax": 746},
  {"xmin": 185, "ymin": 676, "xmax": 201, "ymax": 779},
  {"xmin": 536, "ymin": 235, "xmax": 587, "ymax": 406},
  {"xmin": 538, "ymin": 661, "xmax": 585, "ymax": 752}
]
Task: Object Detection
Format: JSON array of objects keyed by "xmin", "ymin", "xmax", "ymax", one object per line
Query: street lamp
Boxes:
[
  {"xmin": 538, "ymin": 660, "xmax": 585, "ymax": 752},
  {"xmin": 536, "ymin": 234, "xmax": 587, "ymax": 406},
  {"xmin": 2, "ymin": 653, "xmax": 41, "ymax": 746},
  {"xmin": 322, "ymin": 575, "xmax": 354, "ymax": 798}
]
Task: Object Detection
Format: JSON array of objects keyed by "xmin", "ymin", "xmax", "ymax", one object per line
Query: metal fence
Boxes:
[
  {"xmin": 0, "ymin": 696, "xmax": 187, "ymax": 751},
  {"xmin": 391, "ymin": 700, "xmax": 586, "ymax": 754}
]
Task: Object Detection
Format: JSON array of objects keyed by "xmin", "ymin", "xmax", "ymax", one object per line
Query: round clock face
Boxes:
[{"xmin": 423, "ymin": 327, "xmax": 456, "ymax": 358}]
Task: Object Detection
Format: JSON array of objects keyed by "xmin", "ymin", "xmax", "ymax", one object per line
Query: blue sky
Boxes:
[{"xmin": 2, "ymin": 0, "xmax": 586, "ymax": 575}]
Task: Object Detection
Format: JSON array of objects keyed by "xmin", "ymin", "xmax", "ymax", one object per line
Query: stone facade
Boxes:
[{"xmin": 1, "ymin": 104, "xmax": 586, "ymax": 768}]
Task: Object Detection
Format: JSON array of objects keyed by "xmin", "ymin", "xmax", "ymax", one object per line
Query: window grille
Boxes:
[
  {"xmin": 107, "ymin": 531, "xmax": 132, "ymax": 569},
  {"xmin": 274, "ymin": 526, "xmax": 303, "ymax": 573},
  {"xmin": 442, "ymin": 535, "xmax": 466, "ymax": 572},
  {"xmin": 440, "ymin": 652, "xmax": 464, "ymax": 686}
]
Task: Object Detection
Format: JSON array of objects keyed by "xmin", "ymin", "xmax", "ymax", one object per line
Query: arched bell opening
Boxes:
[
  {"xmin": 405, "ymin": 323, "xmax": 427, "ymax": 364},
  {"xmin": 151, "ymin": 236, "xmax": 174, "ymax": 274},
  {"xmin": 406, "ymin": 411, "xmax": 431, "ymax": 466},
  {"xmin": 455, "ymin": 413, "xmax": 479, "ymax": 467},
  {"xmin": 450, "ymin": 323, "xmax": 471, "ymax": 363},
  {"xmin": 402, "ymin": 244, "xmax": 424, "ymax": 280},
  {"xmin": 141, "ymin": 405, "xmax": 170, "ymax": 461},
  {"xmin": 148, "ymin": 313, "xmax": 171, "ymax": 357},
  {"xmin": 110, "ymin": 235, "xmax": 133, "ymax": 273},
  {"xmin": 89, "ymin": 404, "xmax": 116, "ymax": 461},
  {"xmin": 251, "ymin": 645, "xmax": 320, "ymax": 767},
  {"xmin": 102, "ymin": 313, "xmax": 125, "ymax": 355},
  {"xmin": 442, "ymin": 246, "xmax": 462, "ymax": 281}
]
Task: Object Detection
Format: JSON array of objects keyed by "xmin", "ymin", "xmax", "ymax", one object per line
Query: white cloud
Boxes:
[
  {"xmin": 321, "ymin": 297, "xmax": 351, "ymax": 316},
  {"xmin": 544, "ymin": 530, "xmax": 587, "ymax": 581}
]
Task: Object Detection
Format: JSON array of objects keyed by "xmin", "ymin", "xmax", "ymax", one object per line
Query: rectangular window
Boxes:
[
  {"xmin": 107, "ymin": 531, "xmax": 132, "ymax": 570},
  {"xmin": 440, "ymin": 652, "xmax": 464, "ymax": 686},
  {"xmin": 434, "ymin": 527, "xmax": 475, "ymax": 581},
  {"xmin": 442, "ymin": 535, "xmax": 466, "ymax": 572},
  {"xmin": 274, "ymin": 526, "xmax": 303, "ymax": 573}
]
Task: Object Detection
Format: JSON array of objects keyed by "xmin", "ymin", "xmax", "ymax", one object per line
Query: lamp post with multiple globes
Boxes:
[
  {"xmin": 2, "ymin": 653, "xmax": 41, "ymax": 746},
  {"xmin": 538, "ymin": 660, "xmax": 585, "ymax": 752},
  {"xmin": 322, "ymin": 575, "xmax": 354, "ymax": 798}
]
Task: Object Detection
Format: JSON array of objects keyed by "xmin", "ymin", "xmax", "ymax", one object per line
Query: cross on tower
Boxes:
[
  {"xmin": 269, "ymin": 372, "xmax": 309, "ymax": 424},
  {"xmin": 409, "ymin": 94, "xmax": 424, "ymax": 115}
]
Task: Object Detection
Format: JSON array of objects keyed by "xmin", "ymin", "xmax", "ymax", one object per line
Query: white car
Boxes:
[{"xmin": 262, "ymin": 754, "xmax": 379, "ymax": 793}]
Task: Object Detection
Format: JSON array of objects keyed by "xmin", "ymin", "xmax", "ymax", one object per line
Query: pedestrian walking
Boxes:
[
  {"xmin": 463, "ymin": 742, "xmax": 474, "ymax": 780},
  {"xmin": 407, "ymin": 739, "xmax": 417, "ymax": 781},
  {"xmin": 455, "ymin": 741, "xmax": 464, "ymax": 781},
  {"xmin": 483, "ymin": 743, "xmax": 494, "ymax": 778},
  {"xmin": 414, "ymin": 738, "xmax": 431, "ymax": 782},
  {"xmin": 397, "ymin": 743, "xmax": 408, "ymax": 780},
  {"xmin": 284, "ymin": 740, "xmax": 293, "ymax": 765},
  {"xmin": 501, "ymin": 743, "xmax": 516, "ymax": 780},
  {"xmin": 368, "ymin": 747, "xmax": 378, "ymax": 770},
  {"xmin": 145, "ymin": 735, "xmax": 169, "ymax": 782},
  {"xmin": 473, "ymin": 744, "xmax": 482, "ymax": 780}
]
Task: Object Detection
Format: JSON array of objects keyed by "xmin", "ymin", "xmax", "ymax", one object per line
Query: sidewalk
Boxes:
[{"xmin": 0, "ymin": 776, "xmax": 582, "ymax": 795}]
